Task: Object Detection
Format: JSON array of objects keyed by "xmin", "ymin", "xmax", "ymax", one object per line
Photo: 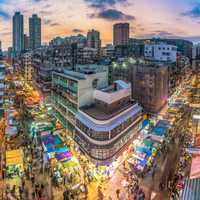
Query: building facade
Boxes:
[
  {"xmin": 113, "ymin": 23, "xmax": 129, "ymax": 46},
  {"xmin": 12, "ymin": 12, "xmax": 24, "ymax": 56},
  {"xmin": 131, "ymin": 62, "xmax": 168, "ymax": 113},
  {"xmin": 0, "ymin": 64, "xmax": 5, "ymax": 117},
  {"xmin": 87, "ymin": 30, "xmax": 101, "ymax": 55},
  {"xmin": 51, "ymin": 65, "xmax": 142, "ymax": 165},
  {"xmin": 29, "ymin": 14, "xmax": 41, "ymax": 50},
  {"xmin": 23, "ymin": 52, "xmax": 33, "ymax": 82},
  {"xmin": 87, "ymin": 29, "xmax": 101, "ymax": 49},
  {"xmin": 51, "ymin": 65, "xmax": 108, "ymax": 135},
  {"xmin": 144, "ymin": 43, "xmax": 177, "ymax": 63},
  {"xmin": 75, "ymin": 81, "xmax": 142, "ymax": 164},
  {"xmin": 24, "ymin": 34, "xmax": 30, "ymax": 50},
  {"xmin": 111, "ymin": 59, "xmax": 169, "ymax": 113}
]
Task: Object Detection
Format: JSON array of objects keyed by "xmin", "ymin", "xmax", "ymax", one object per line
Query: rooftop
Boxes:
[
  {"xmin": 78, "ymin": 103, "xmax": 142, "ymax": 131},
  {"xmin": 58, "ymin": 64, "xmax": 108, "ymax": 81},
  {"xmin": 81, "ymin": 100, "xmax": 135, "ymax": 121},
  {"xmin": 101, "ymin": 80, "xmax": 130, "ymax": 93}
]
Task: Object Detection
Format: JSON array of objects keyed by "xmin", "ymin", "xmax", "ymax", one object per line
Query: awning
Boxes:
[
  {"xmin": 181, "ymin": 178, "xmax": 200, "ymax": 200},
  {"xmin": 142, "ymin": 139, "xmax": 154, "ymax": 148},
  {"xmin": 6, "ymin": 149, "xmax": 23, "ymax": 166},
  {"xmin": 190, "ymin": 155, "xmax": 200, "ymax": 179}
]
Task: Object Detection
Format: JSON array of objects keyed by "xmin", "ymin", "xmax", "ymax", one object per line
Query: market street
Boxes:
[{"xmin": 0, "ymin": 61, "xmax": 196, "ymax": 200}]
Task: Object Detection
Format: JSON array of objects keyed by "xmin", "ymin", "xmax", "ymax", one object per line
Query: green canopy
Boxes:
[{"xmin": 143, "ymin": 139, "xmax": 154, "ymax": 148}]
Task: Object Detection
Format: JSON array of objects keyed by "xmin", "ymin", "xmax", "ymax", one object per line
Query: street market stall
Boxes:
[
  {"xmin": 40, "ymin": 131, "xmax": 82, "ymax": 187},
  {"xmin": 128, "ymin": 120, "xmax": 170, "ymax": 174},
  {"xmin": 6, "ymin": 149, "xmax": 24, "ymax": 178}
]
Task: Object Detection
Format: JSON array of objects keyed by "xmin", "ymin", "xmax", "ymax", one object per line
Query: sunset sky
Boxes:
[{"xmin": 1, "ymin": 0, "xmax": 200, "ymax": 49}]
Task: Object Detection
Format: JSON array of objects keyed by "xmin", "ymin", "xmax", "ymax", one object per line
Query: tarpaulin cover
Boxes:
[
  {"xmin": 152, "ymin": 127, "xmax": 167, "ymax": 136},
  {"xmin": 54, "ymin": 135, "xmax": 62, "ymax": 144},
  {"xmin": 195, "ymin": 134, "xmax": 200, "ymax": 148},
  {"xmin": 142, "ymin": 119, "xmax": 150, "ymax": 129},
  {"xmin": 190, "ymin": 155, "xmax": 200, "ymax": 179},
  {"xmin": 45, "ymin": 144, "xmax": 55, "ymax": 153},
  {"xmin": 181, "ymin": 178, "xmax": 200, "ymax": 200},
  {"xmin": 136, "ymin": 147, "xmax": 152, "ymax": 156},
  {"xmin": 55, "ymin": 147, "xmax": 69, "ymax": 153},
  {"xmin": 56, "ymin": 152, "xmax": 72, "ymax": 161},
  {"xmin": 42, "ymin": 135, "xmax": 62, "ymax": 145},
  {"xmin": 142, "ymin": 139, "xmax": 154, "ymax": 148},
  {"xmin": 42, "ymin": 135, "xmax": 54, "ymax": 145},
  {"xmin": 6, "ymin": 149, "xmax": 23, "ymax": 166},
  {"xmin": 62, "ymin": 160, "xmax": 78, "ymax": 168}
]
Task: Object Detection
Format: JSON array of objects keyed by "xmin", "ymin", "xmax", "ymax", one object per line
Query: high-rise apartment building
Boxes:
[
  {"xmin": 0, "ymin": 41, "xmax": 2, "ymax": 60},
  {"xmin": 87, "ymin": 29, "xmax": 101, "ymax": 52},
  {"xmin": 29, "ymin": 14, "xmax": 41, "ymax": 50},
  {"xmin": 113, "ymin": 23, "xmax": 129, "ymax": 46},
  {"xmin": 0, "ymin": 64, "xmax": 5, "ymax": 117},
  {"xmin": 23, "ymin": 52, "xmax": 33, "ymax": 82},
  {"xmin": 111, "ymin": 59, "xmax": 169, "ymax": 113},
  {"xmin": 24, "ymin": 34, "xmax": 30, "ymax": 50},
  {"xmin": 13, "ymin": 12, "xmax": 24, "ymax": 56},
  {"xmin": 131, "ymin": 63, "xmax": 168, "ymax": 113}
]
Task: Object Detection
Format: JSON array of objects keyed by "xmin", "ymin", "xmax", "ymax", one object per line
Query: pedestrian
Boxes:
[
  {"xmin": 19, "ymin": 186, "xmax": 23, "ymax": 199},
  {"xmin": 24, "ymin": 187, "xmax": 29, "ymax": 199},
  {"xmin": 63, "ymin": 190, "xmax": 70, "ymax": 200},
  {"xmin": 98, "ymin": 186, "xmax": 104, "ymax": 200},
  {"xmin": 31, "ymin": 174, "xmax": 35, "ymax": 187},
  {"xmin": 116, "ymin": 189, "xmax": 120, "ymax": 199},
  {"xmin": 152, "ymin": 168, "xmax": 156, "ymax": 180},
  {"xmin": 84, "ymin": 183, "xmax": 88, "ymax": 199},
  {"xmin": 22, "ymin": 178, "xmax": 25, "ymax": 189}
]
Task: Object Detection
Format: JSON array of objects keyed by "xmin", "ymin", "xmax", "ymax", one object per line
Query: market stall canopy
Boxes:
[
  {"xmin": 141, "ymin": 119, "xmax": 150, "ymax": 129},
  {"xmin": 195, "ymin": 134, "xmax": 200, "ymax": 148},
  {"xmin": 6, "ymin": 149, "xmax": 23, "ymax": 166},
  {"xmin": 181, "ymin": 178, "xmax": 200, "ymax": 200},
  {"xmin": 190, "ymin": 155, "xmax": 200, "ymax": 179},
  {"xmin": 142, "ymin": 139, "xmax": 154, "ymax": 148},
  {"xmin": 6, "ymin": 126, "xmax": 18, "ymax": 137}
]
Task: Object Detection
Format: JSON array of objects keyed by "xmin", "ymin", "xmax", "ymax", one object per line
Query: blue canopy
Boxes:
[
  {"xmin": 45, "ymin": 144, "xmax": 54, "ymax": 153},
  {"xmin": 152, "ymin": 127, "xmax": 167, "ymax": 136},
  {"xmin": 142, "ymin": 119, "xmax": 150, "ymax": 129},
  {"xmin": 138, "ymin": 159, "xmax": 147, "ymax": 167},
  {"xmin": 55, "ymin": 147, "xmax": 69, "ymax": 153},
  {"xmin": 54, "ymin": 135, "xmax": 62, "ymax": 145},
  {"xmin": 136, "ymin": 146, "xmax": 152, "ymax": 156}
]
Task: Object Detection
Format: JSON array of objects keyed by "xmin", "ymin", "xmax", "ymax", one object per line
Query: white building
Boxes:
[{"xmin": 144, "ymin": 43, "xmax": 177, "ymax": 62}]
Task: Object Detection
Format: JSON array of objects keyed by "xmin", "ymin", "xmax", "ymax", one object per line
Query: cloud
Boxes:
[
  {"xmin": 84, "ymin": 0, "xmax": 128, "ymax": 9},
  {"xmin": 44, "ymin": 19, "xmax": 51, "ymax": 25},
  {"xmin": 89, "ymin": 9, "xmax": 135, "ymax": 21},
  {"xmin": 32, "ymin": 0, "xmax": 47, "ymax": 2},
  {"xmin": 50, "ymin": 22, "xmax": 60, "ymax": 27},
  {"xmin": 181, "ymin": 4, "xmax": 200, "ymax": 18},
  {"xmin": 0, "ymin": 9, "xmax": 10, "ymax": 20},
  {"xmin": 44, "ymin": 19, "xmax": 59, "ymax": 26},
  {"xmin": 39, "ymin": 10, "xmax": 52, "ymax": 15},
  {"xmin": 153, "ymin": 30, "xmax": 175, "ymax": 37},
  {"xmin": 72, "ymin": 28, "xmax": 84, "ymax": 33},
  {"xmin": 139, "ymin": 30, "xmax": 177, "ymax": 39}
]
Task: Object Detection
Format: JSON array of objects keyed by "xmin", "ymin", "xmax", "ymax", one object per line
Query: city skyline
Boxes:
[{"xmin": 1, "ymin": 0, "xmax": 200, "ymax": 49}]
